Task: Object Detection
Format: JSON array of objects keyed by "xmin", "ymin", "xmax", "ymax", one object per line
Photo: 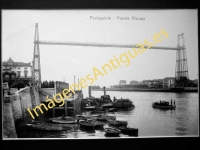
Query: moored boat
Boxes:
[
  {"xmin": 27, "ymin": 120, "xmax": 72, "ymax": 131},
  {"xmin": 75, "ymin": 115, "xmax": 87, "ymax": 120},
  {"xmin": 104, "ymin": 126, "xmax": 121, "ymax": 136},
  {"xmin": 107, "ymin": 108, "xmax": 118, "ymax": 112},
  {"xmin": 78, "ymin": 119, "xmax": 87, "ymax": 123},
  {"xmin": 51, "ymin": 119, "xmax": 77, "ymax": 124},
  {"xmin": 50, "ymin": 115, "xmax": 78, "ymax": 124},
  {"xmin": 79, "ymin": 120, "xmax": 94, "ymax": 129},
  {"xmin": 90, "ymin": 114, "xmax": 101, "ymax": 119},
  {"xmin": 118, "ymin": 126, "xmax": 138, "ymax": 135},
  {"xmin": 152, "ymin": 101, "xmax": 176, "ymax": 109},
  {"xmin": 108, "ymin": 119, "xmax": 128, "ymax": 127},
  {"xmin": 113, "ymin": 98, "xmax": 134, "ymax": 110},
  {"xmin": 97, "ymin": 116, "xmax": 107, "ymax": 121},
  {"xmin": 91, "ymin": 110, "xmax": 107, "ymax": 114},
  {"xmin": 97, "ymin": 114, "xmax": 116, "ymax": 122},
  {"xmin": 26, "ymin": 123, "xmax": 63, "ymax": 131},
  {"xmin": 93, "ymin": 121, "xmax": 105, "ymax": 128},
  {"xmin": 106, "ymin": 115, "xmax": 116, "ymax": 120}
]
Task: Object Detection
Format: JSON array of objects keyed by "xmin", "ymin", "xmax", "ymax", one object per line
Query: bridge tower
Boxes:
[
  {"xmin": 32, "ymin": 23, "xmax": 42, "ymax": 86},
  {"xmin": 175, "ymin": 33, "xmax": 189, "ymax": 87}
]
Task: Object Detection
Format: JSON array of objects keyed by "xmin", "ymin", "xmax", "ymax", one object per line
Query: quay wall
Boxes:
[
  {"xmin": 11, "ymin": 86, "xmax": 41, "ymax": 121},
  {"xmin": 3, "ymin": 102, "xmax": 17, "ymax": 138},
  {"xmin": 31, "ymin": 85, "xmax": 40, "ymax": 108},
  {"xmin": 11, "ymin": 87, "xmax": 33, "ymax": 121},
  {"xmin": 3, "ymin": 85, "xmax": 42, "ymax": 138}
]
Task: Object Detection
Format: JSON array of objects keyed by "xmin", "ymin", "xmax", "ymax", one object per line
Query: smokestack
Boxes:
[
  {"xmin": 103, "ymin": 86, "xmax": 106, "ymax": 97},
  {"xmin": 88, "ymin": 86, "xmax": 91, "ymax": 99},
  {"xmin": 78, "ymin": 78, "xmax": 79, "ymax": 90}
]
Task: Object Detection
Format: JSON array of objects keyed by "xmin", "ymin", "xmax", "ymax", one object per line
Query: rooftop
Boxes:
[{"xmin": 3, "ymin": 57, "xmax": 31, "ymax": 66}]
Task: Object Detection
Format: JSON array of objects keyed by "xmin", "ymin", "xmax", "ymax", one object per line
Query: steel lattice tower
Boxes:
[
  {"xmin": 33, "ymin": 23, "xmax": 42, "ymax": 86},
  {"xmin": 175, "ymin": 33, "xmax": 189, "ymax": 86}
]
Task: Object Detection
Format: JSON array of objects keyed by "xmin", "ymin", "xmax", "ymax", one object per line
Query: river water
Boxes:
[{"xmin": 18, "ymin": 91, "xmax": 198, "ymax": 138}]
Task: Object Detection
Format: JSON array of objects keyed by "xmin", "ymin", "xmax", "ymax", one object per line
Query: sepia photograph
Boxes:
[{"xmin": 2, "ymin": 9, "xmax": 198, "ymax": 139}]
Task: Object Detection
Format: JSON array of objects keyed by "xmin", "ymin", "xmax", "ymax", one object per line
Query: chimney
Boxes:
[
  {"xmin": 103, "ymin": 86, "xmax": 106, "ymax": 97},
  {"xmin": 88, "ymin": 86, "xmax": 91, "ymax": 99}
]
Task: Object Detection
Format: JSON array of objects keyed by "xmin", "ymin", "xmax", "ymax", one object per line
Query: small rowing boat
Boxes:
[
  {"xmin": 26, "ymin": 123, "xmax": 63, "ymax": 131},
  {"xmin": 51, "ymin": 119, "xmax": 77, "ymax": 124},
  {"xmin": 104, "ymin": 126, "xmax": 121, "ymax": 136},
  {"xmin": 97, "ymin": 114, "xmax": 116, "ymax": 122},
  {"xmin": 118, "ymin": 126, "xmax": 138, "ymax": 135},
  {"xmin": 50, "ymin": 115, "xmax": 78, "ymax": 124},
  {"xmin": 108, "ymin": 119, "xmax": 128, "ymax": 127},
  {"xmin": 79, "ymin": 120, "xmax": 94, "ymax": 129},
  {"xmin": 107, "ymin": 108, "xmax": 118, "ymax": 112},
  {"xmin": 93, "ymin": 120, "xmax": 105, "ymax": 128},
  {"xmin": 97, "ymin": 116, "xmax": 107, "ymax": 121}
]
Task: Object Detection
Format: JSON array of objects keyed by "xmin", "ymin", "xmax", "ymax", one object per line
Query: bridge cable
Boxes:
[{"xmin": 4, "ymin": 23, "xmax": 36, "ymax": 41}]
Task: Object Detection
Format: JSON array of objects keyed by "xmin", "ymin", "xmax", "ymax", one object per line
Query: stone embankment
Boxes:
[{"xmin": 3, "ymin": 102, "xmax": 17, "ymax": 138}]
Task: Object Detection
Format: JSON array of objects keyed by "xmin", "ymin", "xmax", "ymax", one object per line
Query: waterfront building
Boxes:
[
  {"xmin": 143, "ymin": 79, "xmax": 163, "ymax": 88},
  {"xmin": 141, "ymin": 80, "xmax": 149, "ymax": 85},
  {"xmin": 130, "ymin": 80, "xmax": 139, "ymax": 85},
  {"xmin": 119, "ymin": 80, "xmax": 126, "ymax": 85},
  {"xmin": 183, "ymin": 79, "xmax": 198, "ymax": 87},
  {"xmin": 190, "ymin": 79, "xmax": 198, "ymax": 87},
  {"xmin": 2, "ymin": 57, "xmax": 32, "ymax": 88},
  {"xmin": 163, "ymin": 77, "xmax": 175, "ymax": 88}
]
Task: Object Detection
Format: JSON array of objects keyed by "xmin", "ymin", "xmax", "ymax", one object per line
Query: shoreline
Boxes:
[{"xmin": 91, "ymin": 88, "xmax": 198, "ymax": 93}]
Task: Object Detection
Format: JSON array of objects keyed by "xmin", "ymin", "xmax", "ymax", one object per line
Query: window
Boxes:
[
  {"xmin": 24, "ymin": 71, "xmax": 28, "ymax": 78},
  {"xmin": 5, "ymin": 75, "xmax": 9, "ymax": 78},
  {"xmin": 24, "ymin": 67, "xmax": 27, "ymax": 70},
  {"xmin": 17, "ymin": 71, "xmax": 21, "ymax": 77},
  {"xmin": 18, "ymin": 68, "xmax": 20, "ymax": 69}
]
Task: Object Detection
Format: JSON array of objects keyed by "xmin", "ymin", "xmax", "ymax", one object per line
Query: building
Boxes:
[
  {"xmin": 119, "ymin": 80, "xmax": 126, "ymax": 85},
  {"xmin": 163, "ymin": 77, "xmax": 175, "ymax": 88},
  {"xmin": 140, "ymin": 80, "xmax": 149, "ymax": 85},
  {"xmin": 90, "ymin": 85, "xmax": 100, "ymax": 89},
  {"xmin": 2, "ymin": 57, "xmax": 32, "ymax": 88},
  {"xmin": 130, "ymin": 80, "xmax": 139, "ymax": 85},
  {"xmin": 142, "ymin": 79, "xmax": 163, "ymax": 88},
  {"xmin": 190, "ymin": 79, "xmax": 198, "ymax": 87},
  {"xmin": 185, "ymin": 79, "xmax": 198, "ymax": 87}
]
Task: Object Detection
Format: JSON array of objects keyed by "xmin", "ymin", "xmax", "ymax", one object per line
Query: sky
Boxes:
[{"xmin": 2, "ymin": 9, "xmax": 198, "ymax": 94}]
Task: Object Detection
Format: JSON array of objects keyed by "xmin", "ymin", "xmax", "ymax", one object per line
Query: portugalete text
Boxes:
[{"xmin": 90, "ymin": 16, "xmax": 111, "ymax": 21}]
